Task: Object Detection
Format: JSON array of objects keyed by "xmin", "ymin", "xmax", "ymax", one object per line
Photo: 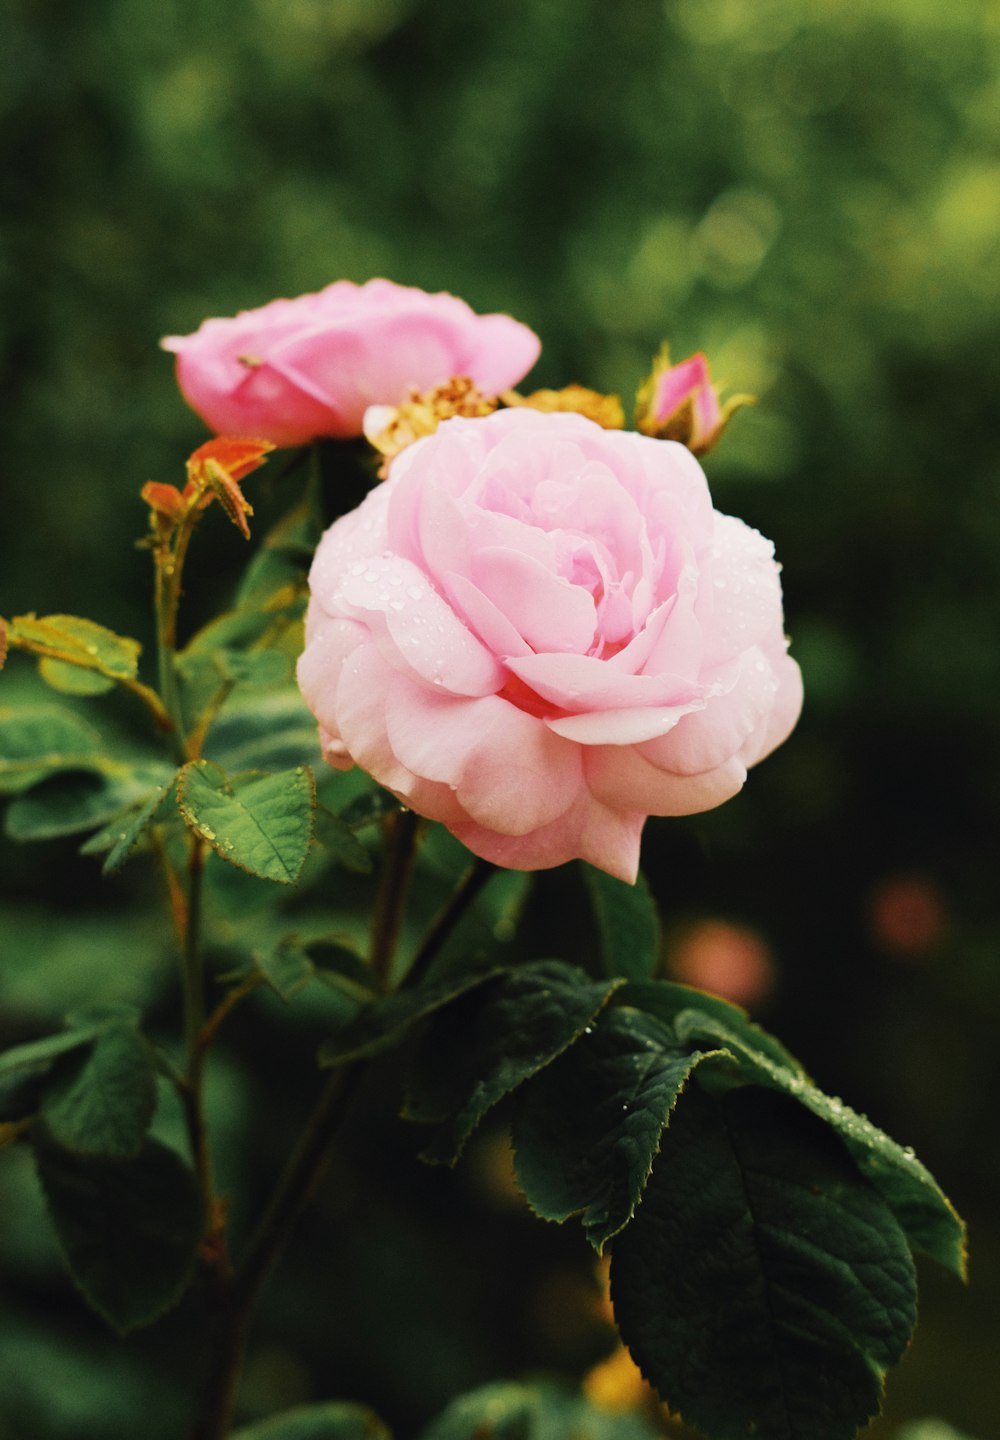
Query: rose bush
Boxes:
[
  {"xmin": 162, "ymin": 279, "xmax": 541, "ymax": 448},
  {"xmin": 298, "ymin": 408, "xmax": 802, "ymax": 881}
]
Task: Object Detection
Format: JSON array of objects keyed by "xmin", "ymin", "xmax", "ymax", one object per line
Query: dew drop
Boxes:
[
  {"xmin": 406, "ymin": 585, "xmax": 424, "ymax": 600},
  {"xmin": 350, "ymin": 561, "xmax": 366, "ymax": 576},
  {"xmin": 363, "ymin": 569, "xmax": 379, "ymax": 583},
  {"xmin": 390, "ymin": 599, "xmax": 405, "ymax": 611}
]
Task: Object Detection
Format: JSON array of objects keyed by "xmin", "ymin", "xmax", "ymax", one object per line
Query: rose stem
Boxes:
[
  {"xmin": 368, "ymin": 806, "xmax": 421, "ymax": 992},
  {"xmin": 188, "ymin": 806, "xmax": 424, "ymax": 1438}
]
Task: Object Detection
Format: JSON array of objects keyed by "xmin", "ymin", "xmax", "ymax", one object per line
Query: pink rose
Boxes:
[
  {"xmin": 161, "ymin": 279, "xmax": 541, "ymax": 448},
  {"xmin": 298, "ymin": 409, "xmax": 802, "ymax": 882},
  {"xmin": 635, "ymin": 346, "xmax": 753, "ymax": 456}
]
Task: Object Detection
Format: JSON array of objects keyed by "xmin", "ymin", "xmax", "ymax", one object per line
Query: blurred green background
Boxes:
[{"xmin": 2, "ymin": 0, "xmax": 999, "ymax": 1436}]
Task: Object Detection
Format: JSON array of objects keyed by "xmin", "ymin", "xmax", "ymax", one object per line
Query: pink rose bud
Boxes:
[
  {"xmin": 161, "ymin": 279, "xmax": 541, "ymax": 449},
  {"xmin": 298, "ymin": 409, "xmax": 801, "ymax": 883},
  {"xmin": 635, "ymin": 344, "xmax": 754, "ymax": 456}
]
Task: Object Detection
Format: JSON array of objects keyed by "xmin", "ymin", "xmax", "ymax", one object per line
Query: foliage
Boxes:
[{"xmin": 2, "ymin": 1, "xmax": 998, "ymax": 1437}]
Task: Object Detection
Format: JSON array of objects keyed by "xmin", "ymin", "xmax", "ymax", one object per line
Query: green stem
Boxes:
[
  {"xmin": 154, "ymin": 513, "xmax": 199, "ymax": 759},
  {"xmin": 178, "ymin": 836, "xmax": 215, "ymax": 1231},
  {"xmin": 187, "ymin": 806, "xmax": 424, "ymax": 1437},
  {"xmin": 369, "ymin": 808, "xmax": 421, "ymax": 992},
  {"xmin": 403, "ymin": 857, "xmax": 498, "ymax": 990}
]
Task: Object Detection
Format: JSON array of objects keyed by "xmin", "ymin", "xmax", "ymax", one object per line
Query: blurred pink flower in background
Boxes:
[
  {"xmin": 162, "ymin": 279, "xmax": 540, "ymax": 448},
  {"xmin": 867, "ymin": 873, "xmax": 947, "ymax": 958},
  {"xmin": 298, "ymin": 407, "xmax": 801, "ymax": 881},
  {"xmin": 669, "ymin": 918, "xmax": 777, "ymax": 1007}
]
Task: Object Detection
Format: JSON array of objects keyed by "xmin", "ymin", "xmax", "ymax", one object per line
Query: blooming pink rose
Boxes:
[
  {"xmin": 161, "ymin": 279, "xmax": 541, "ymax": 448},
  {"xmin": 298, "ymin": 409, "xmax": 802, "ymax": 882}
]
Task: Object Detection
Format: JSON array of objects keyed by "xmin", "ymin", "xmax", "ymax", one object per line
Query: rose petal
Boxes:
[
  {"xmin": 585, "ymin": 746, "xmax": 747, "ymax": 816},
  {"xmin": 637, "ymin": 648, "xmax": 775, "ymax": 776},
  {"xmin": 545, "ymin": 695, "xmax": 705, "ymax": 746},
  {"xmin": 471, "ymin": 546, "xmax": 598, "ymax": 654},
  {"xmin": 338, "ymin": 554, "xmax": 503, "ymax": 696},
  {"xmin": 507, "ymin": 651, "xmax": 704, "ymax": 712},
  {"xmin": 701, "ymin": 513, "xmax": 784, "ymax": 665},
  {"xmin": 451, "ymin": 791, "xmax": 644, "ymax": 883},
  {"xmin": 383, "ymin": 680, "xmax": 582, "ymax": 836}
]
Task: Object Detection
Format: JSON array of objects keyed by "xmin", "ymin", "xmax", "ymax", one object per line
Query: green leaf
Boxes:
[
  {"xmin": 204, "ymin": 690, "xmax": 323, "ymax": 773},
  {"xmin": 94, "ymin": 778, "xmax": 178, "ymax": 874},
  {"xmin": 683, "ymin": 1019, "xmax": 967, "ymax": 1280},
  {"xmin": 177, "ymin": 760, "xmax": 316, "ymax": 884},
  {"xmin": 338, "ymin": 784, "xmax": 402, "ymax": 831},
  {"xmin": 33, "ymin": 1134, "xmax": 201, "ymax": 1334},
  {"xmin": 318, "ymin": 967, "xmax": 503, "ymax": 1068},
  {"xmin": 40, "ymin": 1023, "xmax": 158, "ymax": 1158},
  {"xmin": 7, "ymin": 613, "xmax": 141, "ymax": 682},
  {"xmin": 0, "ymin": 707, "xmax": 105, "ymax": 794},
  {"xmin": 512, "ymin": 1006, "xmax": 723, "ymax": 1249},
  {"xmin": 5, "ymin": 762, "xmax": 172, "ymax": 841},
  {"xmin": 581, "ymin": 864, "xmax": 661, "ymax": 981},
  {"xmin": 181, "ymin": 607, "xmax": 281, "ymax": 657},
  {"xmin": 254, "ymin": 935, "xmax": 317, "ymax": 1001},
  {"xmin": 236, "ymin": 546, "xmax": 306, "ymax": 608},
  {"xmin": 610, "ymin": 1085, "xmax": 918, "ymax": 1440},
  {"xmin": 309, "ymin": 939, "xmax": 378, "ymax": 1003},
  {"xmin": 216, "ymin": 648, "xmax": 293, "ymax": 687},
  {"xmin": 314, "ymin": 805, "xmax": 373, "ymax": 874},
  {"xmin": 0, "ymin": 1022, "xmax": 107, "ymax": 1120},
  {"xmin": 623, "ymin": 985, "xmax": 965, "ymax": 1278},
  {"xmin": 38, "ymin": 658, "xmax": 116, "ymax": 696},
  {"xmin": 404, "ymin": 960, "xmax": 625, "ymax": 1165},
  {"xmin": 421, "ymin": 1381, "xmax": 661, "ymax": 1440},
  {"xmin": 231, "ymin": 1400, "xmax": 391, "ymax": 1440},
  {"xmin": 624, "ymin": 978, "xmax": 804, "ymax": 1072}
]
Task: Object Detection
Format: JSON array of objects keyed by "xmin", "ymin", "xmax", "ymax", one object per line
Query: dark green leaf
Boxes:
[
  {"xmin": 404, "ymin": 960, "xmax": 625, "ymax": 1165},
  {"xmin": 623, "ymin": 978, "xmax": 803, "ymax": 1072},
  {"xmin": 177, "ymin": 760, "xmax": 315, "ymax": 884},
  {"xmin": 314, "ymin": 805, "xmax": 373, "ymax": 874},
  {"xmin": 688, "ymin": 1027, "xmax": 967, "ymax": 1280},
  {"xmin": 236, "ymin": 546, "xmax": 306, "ymax": 607},
  {"xmin": 231, "ymin": 1400, "xmax": 391, "ymax": 1440},
  {"xmin": 0, "ymin": 707, "xmax": 105, "ymax": 794},
  {"xmin": 181, "ymin": 607, "xmax": 280, "ymax": 657},
  {"xmin": 338, "ymin": 785, "xmax": 402, "ymax": 830},
  {"xmin": 318, "ymin": 967, "xmax": 502, "ymax": 1068},
  {"xmin": 581, "ymin": 864, "xmax": 660, "ymax": 981},
  {"xmin": 216, "ymin": 648, "xmax": 293, "ymax": 687},
  {"xmin": 40, "ymin": 1023, "xmax": 158, "ymax": 1157},
  {"xmin": 512, "ymin": 1006, "xmax": 724, "ymax": 1249},
  {"xmin": 310, "ymin": 939, "xmax": 379, "ymax": 1002},
  {"xmin": 610, "ymin": 1085, "xmax": 918, "ymax": 1440},
  {"xmin": 94, "ymin": 778, "xmax": 178, "ymax": 874},
  {"xmin": 421, "ymin": 1381, "xmax": 661, "ymax": 1440},
  {"xmin": 34, "ymin": 1135, "xmax": 201, "ymax": 1334},
  {"xmin": 0, "ymin": 1023, "xmax": 106, "ymax": 1120},
  {"xmin": 254, "ymin": 935, "xmax": 317, "ymax": 1001},
  {"xmin": 204, "ymin": 690, "xmax": 323, "ymax": 773},
  {"xmin": 5, "ymin": 762, "xmax": 172, "ymax": 841}
]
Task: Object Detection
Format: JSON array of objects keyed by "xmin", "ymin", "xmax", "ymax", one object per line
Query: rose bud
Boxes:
[{"xmin": 635, "ymin": 344, "xmax": 754, "ymax": 456}]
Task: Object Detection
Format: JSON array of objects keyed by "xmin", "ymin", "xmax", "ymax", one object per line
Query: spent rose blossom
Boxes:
[
  {"xmin": 161, "ymin": 279, "xmax": 541, "ymax": 448},
  {"xmin": 298, "ymin": 408, "xmax": 801, "ymax": 882}
]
